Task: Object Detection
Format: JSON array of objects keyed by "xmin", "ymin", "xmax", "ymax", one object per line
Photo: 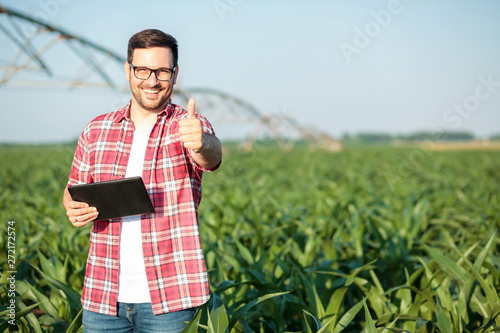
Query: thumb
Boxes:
[{"xmin": 187, "ymin": 98, "xmax": 196, "ymax": 119}]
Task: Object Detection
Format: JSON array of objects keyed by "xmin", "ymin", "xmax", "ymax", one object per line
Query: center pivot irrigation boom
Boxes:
[{"xmin": 0, "ymin": 5, "xmax": 341, "ymax": 151}]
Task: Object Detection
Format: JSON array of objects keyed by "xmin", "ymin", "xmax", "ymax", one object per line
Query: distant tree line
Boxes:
[{"xmin": 343, "ymin": 131, "xmax": 500, "ymax": 144}]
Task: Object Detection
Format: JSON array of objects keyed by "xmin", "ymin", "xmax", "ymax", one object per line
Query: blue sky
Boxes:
[{"xmin": 1, "ymin": 0, "xmax": 499, "ymax": 143}]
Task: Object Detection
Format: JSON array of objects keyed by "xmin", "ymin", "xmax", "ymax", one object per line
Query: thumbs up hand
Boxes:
[
  {"xmin": 178, "ymin": 97, "xmax": 223, "ymax": 169},
  {"xmin": 179, "ymin": 98, "xmax": 204, "ymax": 152}
]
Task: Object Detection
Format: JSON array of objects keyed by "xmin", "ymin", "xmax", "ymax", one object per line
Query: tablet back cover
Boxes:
[{"xmin": 68, "ymin": 177, "xmax": 155, "ymax": 221}]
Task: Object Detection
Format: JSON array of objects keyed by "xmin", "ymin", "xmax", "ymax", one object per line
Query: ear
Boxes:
[
  {"xmin": 172, "ymin": 65, "xmax": 179, "ymax": 84},
  {"xmin": 124, "ymin": 62, "xmax": 131, "ymax": 82}
]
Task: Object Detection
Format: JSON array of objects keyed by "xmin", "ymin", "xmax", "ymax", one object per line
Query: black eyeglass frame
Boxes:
[{"xmin": 129, "ymin": 63, "xmax": 177, "ymax": 81}]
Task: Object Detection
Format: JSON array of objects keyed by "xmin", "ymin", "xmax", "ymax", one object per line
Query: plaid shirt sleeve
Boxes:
[{"xmin": 68, "ymin": 122, "xmax": 94, "ymax": 187}]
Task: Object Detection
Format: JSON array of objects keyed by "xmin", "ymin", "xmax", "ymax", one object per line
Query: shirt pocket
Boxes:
[{"xmin": 157, "ymin": 133, "xmax": 188, "ymax": 183}]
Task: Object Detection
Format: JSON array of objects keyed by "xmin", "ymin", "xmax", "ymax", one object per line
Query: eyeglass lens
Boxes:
[{"xmin": 134, "ymin": 67, "xmax": 173, "ymax": 81}]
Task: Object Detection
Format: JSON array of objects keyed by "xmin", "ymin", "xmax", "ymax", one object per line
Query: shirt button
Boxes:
[
  {"xmin": 123, "ymin": 153, "xmax": 127, "ymax": 156},
  {"xmin": 113, "ymin": 261, "xmax": 118, "ymax": 266},
  {"xmin": 118, "ymin": 174, "xmax": 122, "ymax": 177},
  {"xmin": 128, "ymin": 133, "xmax": 131, "ymax": 136},
  {"xmin": 113, "ymin": 240, "xmax": 118, "ymax": 245}
]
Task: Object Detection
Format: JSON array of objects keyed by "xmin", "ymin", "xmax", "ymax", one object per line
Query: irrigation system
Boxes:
[{"xmin": 0, "ymin": 5, "xmax": 341, "ymax": 151}]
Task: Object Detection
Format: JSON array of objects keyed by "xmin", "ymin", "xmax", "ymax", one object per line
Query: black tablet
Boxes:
[{"xmin": 68, "ymin": 177, "xmax": 155, "ymax": 221}]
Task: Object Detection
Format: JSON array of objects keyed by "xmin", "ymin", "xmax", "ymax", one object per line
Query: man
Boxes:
[{"xmin": 63, "ymin": 29, "xmax": 222, "ymax": 332}]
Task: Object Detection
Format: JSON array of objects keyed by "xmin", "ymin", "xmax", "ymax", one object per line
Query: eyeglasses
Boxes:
[{"xmin": 129, "ymin": 63, "xmax": 176, "ymax": 81}]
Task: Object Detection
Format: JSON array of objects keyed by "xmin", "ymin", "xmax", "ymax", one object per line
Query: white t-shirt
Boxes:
[{"xmin": 117, "ymin": 126, "xmax": 152, "ymax": 303}]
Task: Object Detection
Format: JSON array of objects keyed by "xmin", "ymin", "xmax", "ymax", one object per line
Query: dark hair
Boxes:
[{"xmin": 127, "ymin": 29, "xmax": 178, "ymax": 66}]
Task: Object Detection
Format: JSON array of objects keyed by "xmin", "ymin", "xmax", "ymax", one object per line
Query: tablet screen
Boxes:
[{"xmin": 68, "ymin": 177, "xmax": 155, "ymax": 221}]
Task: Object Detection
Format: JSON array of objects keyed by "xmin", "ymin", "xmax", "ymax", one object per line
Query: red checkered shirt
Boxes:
[{"xmin": 67, "ymin": 101, "xmax": 219, "ymax": 315}]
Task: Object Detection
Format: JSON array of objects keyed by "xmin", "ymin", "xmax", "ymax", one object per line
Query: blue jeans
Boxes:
[{"xmin": 82, "ymin": 303, "xmax": 196, "ymax": 333}]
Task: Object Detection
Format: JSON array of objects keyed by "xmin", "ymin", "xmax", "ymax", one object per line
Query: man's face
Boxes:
[{"xmin": 125, "ymin": 47, "xmax": 179, "ymax": 114}]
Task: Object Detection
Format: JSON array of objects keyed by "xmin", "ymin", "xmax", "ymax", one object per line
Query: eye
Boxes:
[
  {"xmin": 136, "ymin": 68, "xmax": 150, "ymax": 76},
  {"xmin": 157, "ymin": 69, "xmax": 173, "ymax": 80}
]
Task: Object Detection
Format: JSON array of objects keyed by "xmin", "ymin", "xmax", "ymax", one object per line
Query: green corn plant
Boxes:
[{"xmin": 1, "ymin": 145, "xmax": 500, "ymax": 332}]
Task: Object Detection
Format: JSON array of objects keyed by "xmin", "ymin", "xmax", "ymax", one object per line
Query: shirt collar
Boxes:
[{"xmin": 114, "ymin": 100, "xmax": 172, "ymax": 123}]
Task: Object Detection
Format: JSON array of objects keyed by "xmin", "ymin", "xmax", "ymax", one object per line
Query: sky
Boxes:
[{"xmin": 0, "ymin": 0, "xmax": 499, "ymax": 143}]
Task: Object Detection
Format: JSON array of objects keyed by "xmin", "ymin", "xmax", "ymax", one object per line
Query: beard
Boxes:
[{"xmin": 130, "ymin": 81, "xmax": 173, "ymax": 113}]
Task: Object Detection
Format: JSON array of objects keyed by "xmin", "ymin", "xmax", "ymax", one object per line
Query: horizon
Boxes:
[{"xmin": 1, "ymin": 129, "xmax": 498, "ymax": 146}]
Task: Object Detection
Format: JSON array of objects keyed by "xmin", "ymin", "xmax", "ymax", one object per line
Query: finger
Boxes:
[
  {"xmin": 71, "ymin": 219, "xmax": 94, "ymax": 227},
  {"xmin": 67, "ymin": 206, "xmax": 97, "ymax": 217},
  {"xmin": 80, "ymin": 209, "xmax": 98, "ymax": 221},
  {"xmin": 183, "ymin": 142, "xmax": 203, "ymax": 151},
  {"xmin": 68, "ymin": 201, "xmax": 89, "ymax": 209},
  {"xmin": 180, "ymin": 133, "xmax": 202, "ymax": 145},
  {"xmin": 178, "ymin": 124, "xmax": 201, "ymax": 136},
  {"xmin": 69, "ymin": 209, "xmax": 98, "ymax": 227},
  {"xmin": 180, "ymin": 133, "xmax": 201, "ymax": 143},
  {"xmin": 187, "ymin": 97, "xmax": 196, "ymax": 119}
]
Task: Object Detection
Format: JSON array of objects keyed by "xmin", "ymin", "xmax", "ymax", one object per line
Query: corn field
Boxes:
[{"xmin": 0, "ymin": 144, "xmax": 499, "ymax": 332}]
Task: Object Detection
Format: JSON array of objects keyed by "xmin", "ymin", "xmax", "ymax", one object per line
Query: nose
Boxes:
[{"xmin": 145, "ymin": 70, "xmax": 160, "ymax": 85}]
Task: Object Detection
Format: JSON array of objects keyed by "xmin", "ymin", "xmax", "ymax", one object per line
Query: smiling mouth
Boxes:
[{"xmin": 143, "ymin": 89, "xmax": 160, "ymax": 95}]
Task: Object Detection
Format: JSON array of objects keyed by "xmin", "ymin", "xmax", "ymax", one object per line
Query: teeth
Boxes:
[{"xmin": 144, "ymin": 89, "xmax": 159, "ymax": 94}]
